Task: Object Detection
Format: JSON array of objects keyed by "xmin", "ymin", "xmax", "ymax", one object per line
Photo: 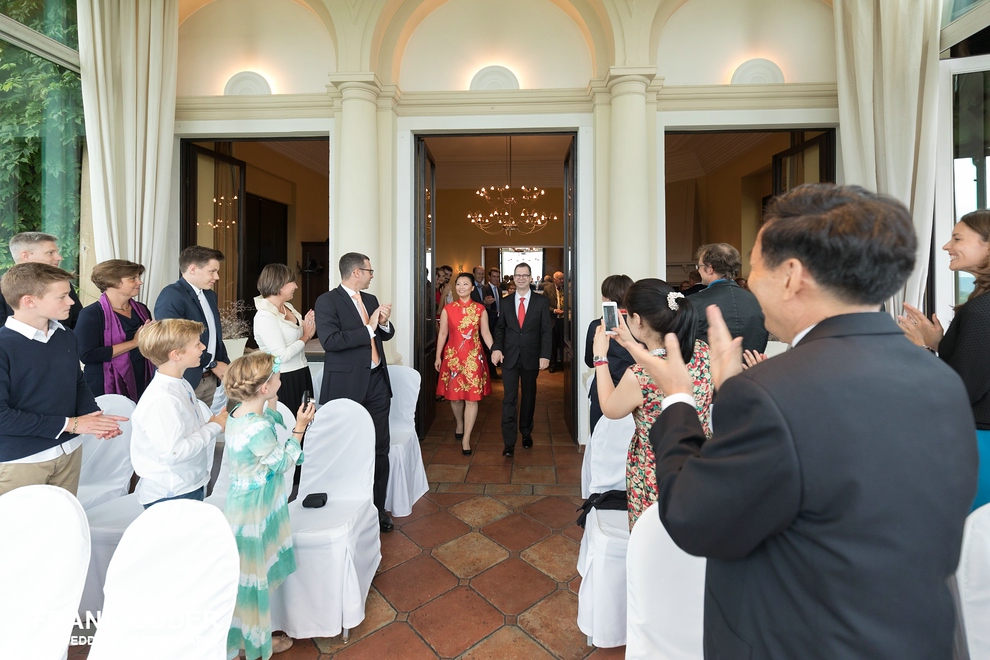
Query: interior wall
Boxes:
[
  {"xmin": 177, "ymin": 0, "xmax": 335, "ymax": 96},
  {"xmin": 657, "ymin": 0, "xmax": 836, "ymax": 85},
  {"xmin": 399, "ymin": 0, "xmax": 593, "ymax": 91},
  {"xmin": 434, "ymin": 188, "xmax": 565, "ymax": 276},
  {"xmin": 231, "ymin": 142, "xmax": 329, "ymax": 310}
]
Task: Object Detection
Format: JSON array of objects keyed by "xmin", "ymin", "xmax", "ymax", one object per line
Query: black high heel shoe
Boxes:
[
  {"xmin": 462, "ymin": 447, "xmax": 472, "ymax": 456},
  {"xmin": 455, "ymin": 431, "xmax": 464, "ymax": 440}
]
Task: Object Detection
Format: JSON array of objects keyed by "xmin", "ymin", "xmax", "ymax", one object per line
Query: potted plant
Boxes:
[{"xmin": 219, "ymin": 299, "xmax": 251, "ymax": 360}]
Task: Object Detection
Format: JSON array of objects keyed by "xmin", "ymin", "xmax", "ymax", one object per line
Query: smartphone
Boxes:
[{"xmin": 602, "ymin": 301, "xmax": 619, "ymax": 333}]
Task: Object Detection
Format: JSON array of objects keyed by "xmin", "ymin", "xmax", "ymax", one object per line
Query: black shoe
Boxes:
[
  {"xmin": 522, "ymin": 435, "xmax": 533, "ymax": 449},
  {"xmin": 462, "ymin": 448, "xmax": 472, "ymax": 456},
  {"xmin": 455, "ymin": 432, "xmax": 464, "ymax": 440},
  {"xmin": 379, "ymin": 512, "xmax": 394, "ymax": 533},
  {"xmin": 502, "ymin": 445, "xmax": 514, "ymax": 457}
]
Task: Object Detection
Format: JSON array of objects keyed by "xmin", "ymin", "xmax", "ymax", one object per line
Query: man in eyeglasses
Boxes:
[{"xmin": 315, "ymin": 252, "xmax": 396, "ymax": 532}]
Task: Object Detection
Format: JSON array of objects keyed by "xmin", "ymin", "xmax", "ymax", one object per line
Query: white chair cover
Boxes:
[
  {"xmin": 626, "ymin": 502, "xmax": 706, "ymax": 660},
  {"xmin": 270, "ymin": 398, "xmax": 381, "ymax": 638},
  {"xmin": 576, "ymin": 413, "xmax": 634, "ymax": 648},
  {"xmin": 77, "ymin": 394, "xmax": 137, "ymax": 510},
  {"xmin": 0, "ymin": 485, "xmax": 90, "ymax": 660},
  {"xmin": 80, "ymin": 432, "xmax": 219, "ymax": 619},
  {"xmin": 88, "ymin": 500, "xmax": 239, "ymax": 660},
  {"xmin": 957, "ymin": 503, "xmax": 990, "ymax": 660},
  {"xmin": 385, "ymin": 365, "xmax": 428, "ymax": 517}
]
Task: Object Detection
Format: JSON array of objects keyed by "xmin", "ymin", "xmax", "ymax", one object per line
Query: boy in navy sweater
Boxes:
[{"xmin": 0, "ymin": 263, "xmax": 127, "ymax": 496}]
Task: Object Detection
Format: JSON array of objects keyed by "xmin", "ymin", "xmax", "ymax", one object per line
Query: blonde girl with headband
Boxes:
[
  {"xmin": 223, "ymin": 352, "xmax": 315, "ymax": 659},
  {"xmin": 593, "ymin": 278, "xmax": 713, "ymax": 528}
]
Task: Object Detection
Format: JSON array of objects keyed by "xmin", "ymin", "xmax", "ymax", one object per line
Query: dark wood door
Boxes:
[
  {"xmin": 415, "ymin": 139, "xmax": 438, "ymax": 438},
  {"xmin": 562, "ymin": 138, "xmax": 577, "ymax": 442}
]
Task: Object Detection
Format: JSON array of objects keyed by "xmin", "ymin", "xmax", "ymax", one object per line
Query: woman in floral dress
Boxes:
[
  {"xmin": 593, "ymin": 278, "xmax": 713, "ymax": 528},
  {"xmin": 222, "ymin": 352, "xmax": 315, "ymax": 659},
  {"xmin": 435, "ymin": 272, "xmax": 494, "ymax": 454}
]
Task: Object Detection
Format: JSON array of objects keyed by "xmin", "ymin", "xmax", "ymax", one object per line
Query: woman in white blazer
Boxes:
[{"xmin": 253, "ymin": 264, "xmax": 317, "ymax": 412}]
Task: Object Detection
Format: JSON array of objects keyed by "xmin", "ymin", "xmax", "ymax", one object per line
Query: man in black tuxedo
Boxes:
[
  {"xmin": 315, "ymin": 252, "xmax": 396, "ymax": 532},
  {"xmin": 692, "ymin": 242, "xmax": 768, "ymax": 353},
  {"xmin": 154, "ymin": 246, "xmax": 229, "ymax": 406},
  {"xmin": 0, "ymin": 232, "xmax": 82, "ymax": 329},
  {"xmin": 491, "ymin": 263, "xmax": 552, "ymax": 457},
  {"xmin": 624, "ymin": 184, "xmax": 977, "ymax": 659}
]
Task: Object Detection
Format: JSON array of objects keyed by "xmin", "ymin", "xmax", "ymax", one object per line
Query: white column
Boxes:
[
  {"xmin": 335, "ymin": 80, "xmax": 380, "ymax": 268},
  {"xmin": 606, "ymin": 67, "xmax": 656, "ymax": 280}
]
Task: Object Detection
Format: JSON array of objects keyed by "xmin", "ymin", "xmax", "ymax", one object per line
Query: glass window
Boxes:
[
  {"xmin": 0, "ymin": 0, "xmax": 78, "ymax": 49},
  {"xmin": 0, "ymin": 37, "xmax": 84, "ymax": 273}
]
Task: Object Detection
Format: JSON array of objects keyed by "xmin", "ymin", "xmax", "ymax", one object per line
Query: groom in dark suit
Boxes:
[
  {"xmin": 315, "ymin": 252, "xmax": 396, "ymax": 532},
  {"xmin": 625, "ymin": 184, "xmax": 977, "ymax": 659},
  {"xmin": 491, "ymin": 263, "xmax": 552, "ymax": 457},
  {"xmin": 154, "ymin": 246, "xmax": 229, "ymax": 406}
]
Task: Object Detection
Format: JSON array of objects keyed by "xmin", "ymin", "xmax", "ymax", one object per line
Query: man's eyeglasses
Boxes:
[
  {"xmin": 513, "ymin": 273, "xmax": 531, "ymax": 279},
  {"xmin": 359, "ymin": 268, "xmax": 375, "ymax": 275}
]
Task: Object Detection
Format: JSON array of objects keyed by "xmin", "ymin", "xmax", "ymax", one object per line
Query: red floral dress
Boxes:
[
  {"xmin": 436, "ymin": 300, "xmax": 492, "ymax": 401},
  {"xmin": 626, "ymin": 340, "xmax": 713, "ymax": 528}
]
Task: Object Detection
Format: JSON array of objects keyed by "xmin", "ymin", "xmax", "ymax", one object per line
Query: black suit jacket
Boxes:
[
  {"xmin": 153, "ymin": 278, "xmax": 229, "ymax": 389},
  {"xmin": 0, "ymin": 285, "xmax": 81, "ymax": 329},
  {"xmin": 315, "ymin": 285, "xmax": 394, "ymax": 404},
  {"xmin": 492, "ymin": 292, "xmax": 552, "ymax": 370},
  {"xmin": 691, "ymin": 280, "xmax": 768, "ymax": 353},
  {"xmin": 649, "ymin": 313, "xmax": 977, "ymax": 659}
]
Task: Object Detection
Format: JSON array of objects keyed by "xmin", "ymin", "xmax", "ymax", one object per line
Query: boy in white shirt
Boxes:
[{"xmin": 131, "ymin": 319, "xmax": 227, "ymax": 507}]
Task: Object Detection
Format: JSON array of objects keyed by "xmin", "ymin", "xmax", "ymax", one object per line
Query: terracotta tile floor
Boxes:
[{"xmin": 69, "ymin": 369, "xmax": 626, "ymax": 659}]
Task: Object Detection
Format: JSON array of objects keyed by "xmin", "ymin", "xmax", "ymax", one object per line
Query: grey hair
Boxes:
[{"xmin": 9, "ymin": 232, "xmax": 58, "ymax": 260}]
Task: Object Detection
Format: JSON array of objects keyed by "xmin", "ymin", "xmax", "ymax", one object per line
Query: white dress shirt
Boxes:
[
  {"xmin": 2, "ymin": 317, "xmax": 79, "ymax": 464},
  {"xmin": 341, "ymin": 284, "xmax": 391, "ymax": 368},
  {"xmin": 131, "ymin": 372, "xmax": 221, "ymax": 504},
  {"xmin": 515, "ymin": 291, "xmax": 531, "ymax": 315},
  {"xmin": 191, "ymin": 284, "xmax": 218, "ymax": 366}
]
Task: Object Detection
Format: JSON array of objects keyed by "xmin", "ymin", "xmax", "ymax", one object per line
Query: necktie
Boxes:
[
  {"xmin": 518, "ymin": 297, "xmax": 526, "ymax": 328},
  {"xmin": 352, "ymin": 293, "xmax": 380, "ymax": 365}
]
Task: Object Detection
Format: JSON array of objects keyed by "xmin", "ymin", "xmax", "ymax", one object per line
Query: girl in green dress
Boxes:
[{"xmin": 223, "ymin": 352, "xmax": 315, "ymax": 659}]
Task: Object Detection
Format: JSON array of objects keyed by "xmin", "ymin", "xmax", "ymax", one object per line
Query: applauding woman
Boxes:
[
  {"xmin": 594, "ymin": 279, "xmax": 713, "ymax": 527},
  {"xmin": 900, "ymin": 210, "xmax": 990, "ymax": 511},
  {"xmin": 223, "ymin": 352, "xmax": 315, "ymax": 659},
  {"xmin": 76, "ymin": 259, "xmax": 154, "ymax": 400},
  {"xmin": 253, "ymin": 264, "xmax": 317, "ymax": 413},
  {"xmin": 435, "ymin": 272, "xmax": 494, "ymax": 455}
]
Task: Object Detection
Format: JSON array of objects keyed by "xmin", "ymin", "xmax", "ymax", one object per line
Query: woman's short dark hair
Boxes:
[
  {"xmin": 455, "ymin": 272, "xmax": 474, "ymax": 285},
  {"xmin": 601, "ymin": 274, "xmax": 633, "ymax": 304},
  {"xmin": 624, "ymin": 278, "xmax": 698, "ymax": 363},
  {"xmin": 257, "ymin": 263, "xmax": 295, "ymax": 297},
  {"xmin": 90, "ymin": 259, "xmax": 145, "ymax": 292},
  {"xmin": 761, "ymin": 184, "xmax": 916, "ymax": 305}
]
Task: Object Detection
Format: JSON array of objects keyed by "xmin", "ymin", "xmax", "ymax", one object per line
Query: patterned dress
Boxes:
[
  {"xmin": 224, "ymin": 407, "xmax": 303, "ymax": 660},
  {"xmin": 626, "ymin": 340, "xmax": 713, "ymax": 528},
  {"xmin": 436, "ymin": 300, "xmax": 492, "ymax": 401}
]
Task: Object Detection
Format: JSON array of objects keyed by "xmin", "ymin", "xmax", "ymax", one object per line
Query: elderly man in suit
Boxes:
[
  {"xmin": 0, "ymin": 232, "xmax": 83, "ymax": 329},
  {"xmin": 154, "ymin": 246, "xmax": 229, "ymax": 406},
  {"xmin": 620, "ymin": 184, "xmax": 977, "ymax": 659},
  {"xmin": 315, "ymin": 252, "xmax": 396, "ymax": 532},
  {"xmin": 691, "ymin": 242, "xmax": 768, "ymax": 353},
  {"xmin": 491, "ymin": 263, "xmax": 552, "ymax": 457},
  {"xmin": 542, "ymin": 270, "xmax": 566, "ymax": 372}
]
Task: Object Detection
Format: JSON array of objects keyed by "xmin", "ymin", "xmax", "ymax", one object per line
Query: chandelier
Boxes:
[{"xmin": 467, "ymin": 136, "xmax": 558, "ymax": 236}]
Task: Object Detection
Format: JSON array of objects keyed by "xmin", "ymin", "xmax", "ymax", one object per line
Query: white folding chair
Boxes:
[
  {"xmin": 79, "ymin": 419, "xmax": 219, "ymax": 620},
  {"xmin": 77, "ymin": 394, "xmax": 137, "ymax": 510},
  {"xmin": 576, "ymin": 413, "xmax": 634, "ymax": 649},
  {"xmin": 88, "ymin": 500, "xmax": 239, "ymax": 660},
  {"xmin": 385, "ymin": 365, "xmax": 428, "ymax": 517},
  {"xmin": 270, "ymin": 398, "xmax": 381, "ymax": 640},
  {"xmin": 0, "ymin": 485, "xmax": 90, "ymax": 660},
  {"xmin": 957, "ymin": 503, "xmax": 990, "ymax": 660},
  {"xmin": 626, "ymin": 502, "xmax": 706, "ymax": 660}
]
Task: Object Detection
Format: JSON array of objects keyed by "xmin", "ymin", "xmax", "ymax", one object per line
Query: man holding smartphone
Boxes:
[{"xmin": 491, "ymin": 263, "xmax": 552, "ymax": 457}]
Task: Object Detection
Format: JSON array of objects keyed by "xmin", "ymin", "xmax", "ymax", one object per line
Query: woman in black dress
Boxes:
[{"xmin": 76, "ymin": 260, "xmax": 154, "ymax": 400}]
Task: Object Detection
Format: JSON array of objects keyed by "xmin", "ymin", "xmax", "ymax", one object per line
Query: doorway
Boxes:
[{"xmin": 413, "ymin": 133, "xmax": 578, "ymax": 440}]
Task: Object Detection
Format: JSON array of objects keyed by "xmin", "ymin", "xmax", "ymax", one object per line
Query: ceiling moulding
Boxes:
[
  {"xmin": 174, "ymin": 94, "xmax": 334, "ymax": 121},
  {"xmin": 657, "ymin": 83, "xmax": 838, "ymax": 111},
  {"xmin": 731, "ymin": 59, "xmax": 785, "ymax": 85},
  {"xmin": 470, "ymin": 66, "xmax": 521, "ymax": 91},
  {"xmin": 395, "ymin": 88, "xmax": 594, "ymax": 116},
  {"xmin": 224, "ymin": 71, "xmax": 272, "ymax": 95}
]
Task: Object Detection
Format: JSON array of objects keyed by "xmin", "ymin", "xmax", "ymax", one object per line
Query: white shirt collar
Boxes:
[
  {"xmin": 340, "ymin": 283, "xmax": 359, "ymax": 298},
  {"xmin": 791, "ymin": 324, "xmax": 817, "ymax": 347},
  {"xmin": 4, "ymin": 316, "xmax": 65, "ymax": 341}
]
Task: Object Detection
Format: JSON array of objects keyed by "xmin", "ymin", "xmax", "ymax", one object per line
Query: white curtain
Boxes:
[
  {"xmin": 833, "ymin": 0, "xmax": 943, "ymax": 312},
  {"xmin": 77, "ymin": 0, "xmax": 179, "ymax": 304}
]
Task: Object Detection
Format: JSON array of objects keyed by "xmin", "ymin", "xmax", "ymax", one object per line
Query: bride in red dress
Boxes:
[{"xmin": 435, "ymin": 272, "xmax": 494, "ymax": 455}]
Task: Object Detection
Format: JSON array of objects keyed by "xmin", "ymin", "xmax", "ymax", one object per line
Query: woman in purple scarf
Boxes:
[{"xmin": 77, "ymin": 260, "xmax": 155, "ymax": 401}]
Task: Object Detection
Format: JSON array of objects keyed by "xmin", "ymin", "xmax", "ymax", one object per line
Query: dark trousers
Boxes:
[
  {"xmin": 363, "ymin": 366, "xmax": 392, "ymax": 513},
  {"xmin": 501, "ymin": 363, "xmax": 539, "ymax": 446},
  {"xmin": 550, "ymin": 316, "xmax": 564, "ymax": 366}
]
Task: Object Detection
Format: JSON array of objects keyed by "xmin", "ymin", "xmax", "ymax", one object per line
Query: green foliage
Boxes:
[{"xmin": 0, "ymin": 4, "xmax": 83, "ymax": 275}]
